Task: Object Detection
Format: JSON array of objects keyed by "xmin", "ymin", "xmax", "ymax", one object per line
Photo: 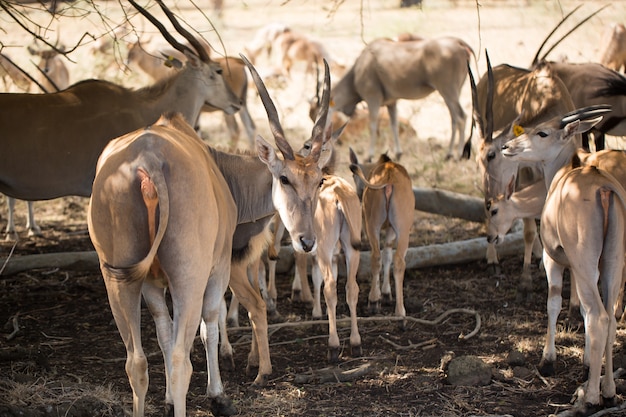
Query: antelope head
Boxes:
[
  {"xmin": 501, "ymin": 105, "xmax": 612, "ymax": 163},
  {"xmin": 128, "ymin": 0, "xmax": 240, "ymax": 115},
  {"xmin": 242, "ymin": 55, "xmax": 334, "ymax": 253}
]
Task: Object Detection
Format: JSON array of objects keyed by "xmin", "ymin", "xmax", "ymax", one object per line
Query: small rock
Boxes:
[
  {"xmin": 512, "ymin": 366, "xmax": 533, "ymax": 379},
  {"xmin": 446, "ymin": 355, "xmax": 492, "ymax": 386},
  {"xmin": 507, "ymin": 350, "xmax": 526, "ymax": 367}
]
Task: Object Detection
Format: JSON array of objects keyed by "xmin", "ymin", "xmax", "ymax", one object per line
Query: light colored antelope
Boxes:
[
  {"xmin": 599, "ymin": 22, "xmax": 626, "ymax": 72},
  {"xmin": 349, "ymin": 149, "xmax": 415, "ymax": 317},
  {"xmin": 0, "ymin": 0, "xmax": 240, "ymax": 207},
  {"xmin": 470, "ymin": 56, "xmax": 574, "ymax": 300},
  {"xmin": 275, "ymin": 29, "xmax": 344, "ymax": 79},
  {"xmin": 243, "ymin": 22, "xmax": 289, "ymax": 65},
  {"xmin": 0, "ymin": 52, "xmax": 31, "ymax": 92},
  {"xmin": 27, "ymin": 45, "xmax": 70, "ymax": 92},
  {"xmin": 125, "ymin": 40, "xmax": 256, "ymax": 149},
  {"xmin": 501, "ymin": 106, "xmax": 623, "ymax": 415},
  {"xmin": 329, "ymin": 36, "xmax": 474, "ymax": 161},
  {"xmin": 88, "ymin": 112, "xmax": 238, "ymax": 417},
  {"xmin": 210, "ymin": 56, "xmax": 337, "ymax": 382},
  {"xmin": 310, "ymin": 174, "xmax": 362, "ymax": 361}
]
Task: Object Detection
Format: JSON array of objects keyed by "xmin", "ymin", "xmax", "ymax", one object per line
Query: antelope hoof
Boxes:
[
  {"xmin": 486, "ymin": 263, "xmax": 501, "ymax": 277},
  {"xmin": 572, "ymin": 402, "xmax": 603, "ymax": 417},
  {"xmin": 568, "ymin": 306, "xmax": 583, "ymax": 325},
  {"xmin": 538, "ymin": 360, "xmax": 555, "ymax": 377},
  {"xmin": 351, "ymin": 344, "xmax": 363, "ymax": 358},
  {"xmin": 220, "ymin": 352, "xmax": 235, "ymax": 371},
  {"xmin": 381, "ymin": 293, "xmax": 394, "ymax": 306},
  {"xmin": 251, "ymin": 372, "xmax": 270, "ymax": 387},
  {"xmin": 268, "ymin": 309, "xmax": 282, "ymax": 324},
  {"xmin": 368, "ymin": 300, "xmax": 381, "ymax": 315},
  {"xmin": 164, "ymin": 403, "xmax": 174, "ymax": 417},
  {"xmin": 210, "ymin": 394, "xmax": 237, "ymax": 416},
  {"xmin": 226, "ymin": 317, "xmax": 239, "ymax": 328},
  {"xmin": 602, "ymin": 396, "xmax": 617, "ymax": 408},
  {"xmin": 328, "ymin": 346, "xmax": 341, "ymax": 363}
]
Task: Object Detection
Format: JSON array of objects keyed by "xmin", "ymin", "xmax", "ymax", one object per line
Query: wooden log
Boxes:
[
  {"xmin": 0, "ymin": 251, "xmax": 100, "ymax": 276},
  {"xmin": 413, "ymin": 187, "xmax": 485, "ymax": 223},
  {"xmin": 0, "ymin": 231, "xmax": 522, "ymax": 277}
]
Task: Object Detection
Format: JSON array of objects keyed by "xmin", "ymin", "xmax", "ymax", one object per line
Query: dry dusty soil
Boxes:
[{"xmin": 2, "ymin": 0, "xmax": 626, "ymax": 416}]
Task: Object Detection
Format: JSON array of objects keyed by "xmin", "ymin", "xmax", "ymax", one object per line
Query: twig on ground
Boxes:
[
  {"xmin": 5, "ymin": 314, "xmax": 20, "ymax": 340},
  {"xmin": 379, "ymin": 336, "xmax": 438, "ymax": 350},
  {"xmin": 227, "ymin": 308, "xmax": 481, "ymax": 340},
  {"xmin": 293, "ymin": 362, "xmax": 373, "ymax": 384}
]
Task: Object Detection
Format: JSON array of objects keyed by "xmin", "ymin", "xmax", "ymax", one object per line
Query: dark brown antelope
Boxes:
[{"xmin": 0, "ymin": 0, "xmax": 240, "ymax": 205}]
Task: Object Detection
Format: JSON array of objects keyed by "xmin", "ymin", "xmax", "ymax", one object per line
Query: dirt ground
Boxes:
[{"xmin": 2, "ymin": 0, "xmax": 626, "ymax": 416}]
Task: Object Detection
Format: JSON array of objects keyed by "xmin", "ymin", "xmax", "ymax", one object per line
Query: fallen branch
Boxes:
[
  {"xmin": 228, "ymin": 308, "xmax": 481, "ymax": 341},
  {"xmin": 4, "ymin": 315, "xmax": 20, "ymax": 340},
  {"xmin": 293, "ymin": 362, "xmax": 374, "ymax": 384}
]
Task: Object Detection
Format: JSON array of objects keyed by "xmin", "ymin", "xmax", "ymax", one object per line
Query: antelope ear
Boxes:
[
  {"xmin": 256, "ymin": 134, "xmax": 283, "ymax": 176},
  {"xmin": 349, "ymin": 147, "xmax": 359, "ymax": 165},
  {"xmin": 505, "ymin": 175, "xmax": 516, "ymax": 200}
]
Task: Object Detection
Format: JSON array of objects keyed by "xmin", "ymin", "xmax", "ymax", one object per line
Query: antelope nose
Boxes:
[{"xmin": 299, "ymin": 236, "xmax": 316, "ymax": 253}]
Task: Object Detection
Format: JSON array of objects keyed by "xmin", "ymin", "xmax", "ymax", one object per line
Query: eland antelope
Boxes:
[
  {"xmin": 0, "ymin": 0, "xmax": 240, "ymax": 207},
  {"xmin": 208, "ymin": 56, "xmax": 337, "ymax": 382},
  {"xmin": 469, "ymin": 55, "xmax": 575, "ymax": 301},
  {"xmin": 327, "ymin": 36, "xmax": 474, "ymax": 161},
  {"xmin": 501, "ymin": 105, "xmax": 622, "ymax": 415},
  {"xmin": 126, "ymin": 40, "xmax": 256, "ymax": 149},
  {"xmin": 89, "ymin": 112, "xmax": 238, "ymax": 417},
  {"xmin": 349, "ymin": 149, "xmax": 415, "ymax": 318}
]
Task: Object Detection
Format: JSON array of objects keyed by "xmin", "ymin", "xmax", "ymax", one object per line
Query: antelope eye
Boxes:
[
  {"xmin": 280, "ymin": 175, "xmax": 290, "ymax": 185},
  {"xmin": 216, "ymin": 68, "xmax": 223, "ymax": 75},
  {"xmin": 491, "ymin": 209, "xmax": 498, "ymax": 216},
  {"xmin": 487, "ymin": 150, "xmax": 496, "ymax": 161},
  {"xmin": 537, "ymin": 131, "xmax": 548, "ymax": 138}
]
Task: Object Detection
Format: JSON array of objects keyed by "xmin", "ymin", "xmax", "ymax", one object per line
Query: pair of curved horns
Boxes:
[
  {"xmin": 241, "ymin": 54, "xmax": 331, "ymax": 163},
  {"xmin": 559, "ymin": 104, "xmax": 612, "ymax": 128},
  {"xmin": 128, "ymin": 0, "xmax": 211, "ymax": 62}
]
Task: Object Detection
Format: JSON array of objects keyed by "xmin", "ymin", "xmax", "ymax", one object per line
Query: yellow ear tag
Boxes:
[
  {"xmin": 513, "ymin": 124, "xmax": 524, "ymax": 137},
  {"xmin": 163, "ymin": 56, "xmax": 174, "ymax": 68}
]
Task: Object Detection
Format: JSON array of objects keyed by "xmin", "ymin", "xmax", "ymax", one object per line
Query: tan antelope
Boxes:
[
  {"xmin": 243, "ymin": 22, "xmax": 289, "ymax": 65},
  {"xmin": 599, "ymin": 22, "xmax": 626, "ymax": 72},
  {"xmin": 328, "ymin": 35, "xmax": 474, "ymax": 161},
  {"xmin": 88, "ymin": 112, "xmax": 238, "ymax": 417},
  {"xmin": 272, "ymin": 135, "xmax": 363, "ymax": 361},
  {"xmin": 0, "ymin": 52, "xmax": 31, "ymax": 92},
  {"xmin": 469, "ymin": 54, "xmax": 574, "ymax": 301},
  {"xmin": 125, "ymin": 40, "xmax": 256, "ymax": 149},
  {"xmin": 274, "ymin": 29, "xmax": 344, "ymax": 79},
  {"xmin": 501, "ymin": 106, "xmax": 622, "ymax": 416},
  {"xmin": 349, "ymin": 149, "xmax": 415, "ymax": 317},
  {"xmin": 308, "ymin": 174, "xmax": 362, "ymax": 361},
  {"xmin": 27, "ymin": 45, "xmax": 70, "ymax": 92},
  {"xmin": 210, "ymin": 56, "xmax": 337, "ymax": 382},
  {"xmin": 0, "ymin": 0, "xmax": 240, "ymax": 208}
]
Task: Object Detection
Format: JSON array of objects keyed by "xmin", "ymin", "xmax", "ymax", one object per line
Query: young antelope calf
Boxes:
[{"xmin": 349, "ymin": 149, "xmax": 415, "ymax": 317}]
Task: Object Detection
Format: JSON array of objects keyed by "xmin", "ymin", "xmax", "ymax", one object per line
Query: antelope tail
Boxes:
[
  {"xmin": 102, "ymin": 164, "xmax": 170, "ymax": 285},
  {"xmin": 334, "ymin": 187, "xmax": 362, "ymax": 251},
  {"xmin": 349, "ymin": 164, "xmax": 387, "ymax": 190}
]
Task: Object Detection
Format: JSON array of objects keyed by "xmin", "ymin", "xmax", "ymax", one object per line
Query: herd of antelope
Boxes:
[{"xmin": 6, "ymin": 0, "xmax": 626, "ymax": 415}]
